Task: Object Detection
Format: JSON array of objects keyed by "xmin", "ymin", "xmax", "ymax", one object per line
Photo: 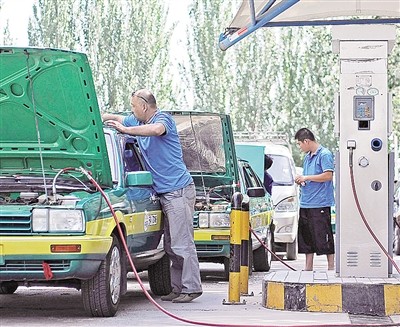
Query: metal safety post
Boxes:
[
  {"xmin": 223, "ymin": 192, "xmax": 245, "ymax": 305},
  {"xmin": 240, "ymin": 199, "xmax": 251, "ymax": 295}
]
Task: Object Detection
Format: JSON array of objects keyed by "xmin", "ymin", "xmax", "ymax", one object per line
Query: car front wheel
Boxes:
[
  {"xmin": 253, "ymin": 229, "xmax": 273, "ymax": 272},
  {"xmin": 82, "ymin": 234, "xmax": 122, "ymax": 317}
]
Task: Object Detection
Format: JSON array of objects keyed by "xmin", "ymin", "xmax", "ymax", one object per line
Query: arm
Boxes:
[
  {"xmin": 102, "ymin": 113, "xmax": 125, "ymax": 124},
  {"xmin": 296, "ymin": 171, "xmax": 333, "ymax": 184},
  {"xmin": 105, "ymin": 120, "xmax": 166, "ymax": 136}
]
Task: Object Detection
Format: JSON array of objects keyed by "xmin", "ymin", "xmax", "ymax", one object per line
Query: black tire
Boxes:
[
  {"xmin": 249, "ymin": 241, "xmax": 254, "ymax": 276},
  {"xmin": 81, "ymin": 234, "xmax": 122, "ymax": 317},
  {"xmin": 223, "ymin": 257, "xmax": 230, "ymax": 281},
  {"xmin": 253, "ymin": 230, "xmax": 272, "ymax": 272},
  {"xmin": 0, "ymin": 281, "xmax": 18, "ymax": 294},
  {"xmin": 248, "ymin": 237, "xmax": 253, "ymax": 276},
  {"xmin": 286, "ymin": 238, "xmax": 298, "ymax": 260},
  {"xmin": 148, "ymin": 254, "xmax": 172, "ymax": 296}
]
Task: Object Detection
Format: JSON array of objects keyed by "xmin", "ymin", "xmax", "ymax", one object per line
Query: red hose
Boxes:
[{"xmin": 250, "ymin": 227, "xmax": 296, "ymax": 271}]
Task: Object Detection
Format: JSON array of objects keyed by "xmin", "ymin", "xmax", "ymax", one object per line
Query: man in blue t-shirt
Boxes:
[
  {"xmin": 294, "ymin": 128, "xmax": 335, "ymax": 271},
  {"xmin": 103, "ymin": 89, "xmax": 202, "ymax": 303}
]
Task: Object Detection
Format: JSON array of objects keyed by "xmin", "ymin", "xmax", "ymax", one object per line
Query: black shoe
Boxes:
[
  {"xmin": 172, "ymin": 292, "xmax": 202, "ymax": 303},
  {"xmin": 160, "ymin": 292, "xmax": 180, "ymax": 301}
]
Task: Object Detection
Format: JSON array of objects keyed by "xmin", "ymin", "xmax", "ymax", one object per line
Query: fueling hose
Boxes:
[
  {"xmin": 348, "ymin": 149, "xmax": 400, "ymax": 274},
  {"xmin": 78, "ymin": 166, "xmax": 398, "ymax": 327},
  {"xmin": 250, "ymin": 227, "xmax": 296, "ymax": 271}
]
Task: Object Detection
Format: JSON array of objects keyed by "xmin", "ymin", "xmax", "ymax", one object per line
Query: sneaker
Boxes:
[
  {"xmin": 172, "ymin": 292, "xmax": 202, "ymax": 303},
  {"xmin": 160, "ymin": 292, "xmax": 180, "ymax": 301}
]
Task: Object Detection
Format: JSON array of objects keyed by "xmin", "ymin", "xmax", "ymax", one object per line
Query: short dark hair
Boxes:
[
  {"xmin": 264, "ymin": 155, "xmax": 273, "ymax": 170},
  {"xmin": 295, "ymin": 128, "xmax": 315, "ymax": 142}
]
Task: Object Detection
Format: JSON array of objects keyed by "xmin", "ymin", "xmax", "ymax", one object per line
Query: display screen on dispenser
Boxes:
[{"xmin": 353, "ymin": 96, "xmax": 374, "ymax": 121}]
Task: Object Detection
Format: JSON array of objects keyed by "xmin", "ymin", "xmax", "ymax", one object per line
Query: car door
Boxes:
[
  {"xmin": 238, "ymin": 160, "xmax": 274, "ymax": 271},
  {"xmin": 105, "ymin": 131, "xmax": 164, "ymax": 255},
  {"xmin": 238, "ymin": 160, "xmax": 273, "ymax": 229}
]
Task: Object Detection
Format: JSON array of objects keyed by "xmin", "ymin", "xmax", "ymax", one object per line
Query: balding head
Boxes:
[
  {"xmin": 130, "ymin": 89, "xmax": 158, "ymax": 123},
  {"xmin": 132, "ymin": 89, "xmax": 157, "ymax": 108}
]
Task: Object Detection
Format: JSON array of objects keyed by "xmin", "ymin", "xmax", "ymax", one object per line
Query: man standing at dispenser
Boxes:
[{"xmin": 294, "ymin": 128, "xmax": 335, "ymax": 271}]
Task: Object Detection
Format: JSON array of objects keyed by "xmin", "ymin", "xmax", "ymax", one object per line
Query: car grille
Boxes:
[
  {"xmin": 0, "ymin": 260, "xmax": 70, "ymax": 272},
  {"xmin": 195, "ymin": 244, "xmax": 223, "ymax": 252},
  {"xmin": 0, "ymin": 215, "xmax": 32, "ymax": 234}
]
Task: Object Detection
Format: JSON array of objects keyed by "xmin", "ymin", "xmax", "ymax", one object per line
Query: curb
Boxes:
[{"xmin": 262, "ymin": 280, "xmax": 400, "ymax": 316}]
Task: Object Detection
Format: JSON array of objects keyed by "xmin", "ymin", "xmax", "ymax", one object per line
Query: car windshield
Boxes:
[
  {"xmin": 268, "ymin": 154, "xmax": 294, "ymax": 185},
  {"xmin": 173, "ymin": 115, "xmax": 226, "ymax": 173}
]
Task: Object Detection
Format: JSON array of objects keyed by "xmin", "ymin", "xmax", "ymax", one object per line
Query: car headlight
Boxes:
[
  {"xmin": 32, "ymin": 208, "xmax": 85, "ymax": 232},
  {"xmin": 199, "ymin": 213, "xmax": 209, "ymax": 228},
  {"xmin": 198, "ymin": 212, "xmax": 230, "ymax": 228},
  {"xmin": 275, "ymin": 197, "xmax": 297, "ymax": 212}
]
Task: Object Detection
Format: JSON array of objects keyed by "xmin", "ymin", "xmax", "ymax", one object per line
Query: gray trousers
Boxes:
[{"xmin": 159, "ymin": 183, "xmax": 202, "ymax": 294}]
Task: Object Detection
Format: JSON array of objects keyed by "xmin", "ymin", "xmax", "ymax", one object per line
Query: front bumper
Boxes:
[
  {"xmin": 273, "ymin": 211, "xmax": 298, "ymax": 243},
  {"xmin": 194, "ymin": 229, "xmax": 230, "ymax": 259},
  {"xmin": 0, "ymin": 235, "xmax": 112, "ymax": 281}
]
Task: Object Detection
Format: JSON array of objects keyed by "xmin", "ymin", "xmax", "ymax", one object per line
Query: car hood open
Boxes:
[{"xmin": 0, "ymin": 47, "xmax": 112, "ymax": 187}]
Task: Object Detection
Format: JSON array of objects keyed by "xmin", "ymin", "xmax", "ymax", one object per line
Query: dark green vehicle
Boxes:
[{"xmin": 0, "ymin": 47, "xmax": 171, "ymax": 317}]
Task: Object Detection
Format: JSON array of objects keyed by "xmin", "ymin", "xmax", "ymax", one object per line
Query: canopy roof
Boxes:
[{"xmin": 220, "ymin": 0, "xmax": 400, "ymax": 50}]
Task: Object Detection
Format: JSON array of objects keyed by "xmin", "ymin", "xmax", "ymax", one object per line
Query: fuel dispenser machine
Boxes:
[{"xmin": 332, "ymin": 25, "xmax": 396, "ymax": 278}]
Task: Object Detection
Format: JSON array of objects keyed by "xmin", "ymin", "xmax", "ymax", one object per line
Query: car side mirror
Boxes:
[{"xmin": 247, "ymin": 187, "xmax": 265, "ymax": 198}]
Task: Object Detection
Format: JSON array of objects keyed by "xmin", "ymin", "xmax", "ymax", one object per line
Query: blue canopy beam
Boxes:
[
  {"xmin": 219, "ymin": 0, "xmax": 299, "ymax": 51},
  {"xmin": 219, "ymin": 0, "xmax": 400, "ymax": 51}
]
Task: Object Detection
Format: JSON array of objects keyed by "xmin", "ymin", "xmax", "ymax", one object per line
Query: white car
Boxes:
[{"xmin": 263, "ymin": 143, "xmax": 299, "ymax": 260}]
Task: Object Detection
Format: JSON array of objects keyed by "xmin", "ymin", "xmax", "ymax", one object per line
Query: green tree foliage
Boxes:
[
  {"xmin": 272, "ymin": 27, "xmax": 338, "ymax": 164},
  {"xmin": 388, "ymin": 27, "xmax": 400, "ymax": 147},
  {"xmin": 1, "ymin": 21, "xmax": 13, "ymax": 45},
  {"xmin": 0, "ymin": 0, "xmax": 14, "ymax": 46},
  {"xmin": 27, "ymin": 0, "xmax": 175, "ymax": 111},
  {"xmin": 230, "ymin": 31, "xmax": 280, "ymax": 132},
  {"xmin": 183, "ymin": 0, "xmax": 235, "ymax": 112}
]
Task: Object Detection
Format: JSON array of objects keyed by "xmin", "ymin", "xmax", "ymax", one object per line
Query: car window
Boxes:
[
  {"xmin": 105, "ymin": 133, "xmax": 119, "ymax": 183},
  {"xmin": 267, "ymin": 154, "xmax": 295, "ymax": 185},
  {"xmin": 105, "ymin": 133, "xmax": 143, "ymax": 183},
  {"xmin": 124, "ymin": 141, "xmax": 142, "ymax": 173}
]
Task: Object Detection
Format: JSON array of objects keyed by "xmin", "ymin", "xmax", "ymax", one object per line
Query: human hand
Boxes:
[
  {"xmin": 295, "ymin": 175, "xmax": 306, "ymax": 186},
  {"xmin": 104, "ymin": 120, "xmax": 125, "ymax": 133}
]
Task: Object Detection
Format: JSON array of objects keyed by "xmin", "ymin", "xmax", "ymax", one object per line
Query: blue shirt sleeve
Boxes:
[
  {"xmin": 320, "ymin": 150, "xmax": 334, "ymax": 173},
  {"xmin": 154, "ymin": 112, "xmax": 174, "ymax": 135}
]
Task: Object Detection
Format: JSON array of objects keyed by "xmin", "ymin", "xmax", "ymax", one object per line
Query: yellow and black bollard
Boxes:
[
  {"xmin": 240, "ymin": 199, "xmax": 252, "ymax": 296},
  {"xmin": 223, "ymin": 192, "xmax": 245, "ymax": 305}
]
